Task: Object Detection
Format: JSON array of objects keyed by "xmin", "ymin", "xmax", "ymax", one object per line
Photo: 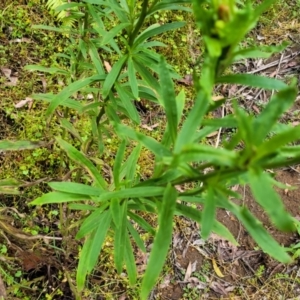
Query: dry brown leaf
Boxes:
[
  {"xmin": 184, "ymin": 261, "xmax": 193, "ymax": 282},
  {"xmin": 0, "ymin": 67, "xmax": 12, "ymax": 79},
  {"xmin": 104, "ymin": 60, "xmax": 112, "ymax": 72},
  {"xmin": 187, "ymin": 277, "xmax": 207, "ymax": 290},
  {"xmin": 14, "ymin": 97, "xmax": 33, "ymax": 108},
  {"xmin": 210, "ymin": 281, "xmax": 227, "ymax": 295},
  {"xmin": 9, "ymin": 38, "xmax": 32, "ymax": 43}
]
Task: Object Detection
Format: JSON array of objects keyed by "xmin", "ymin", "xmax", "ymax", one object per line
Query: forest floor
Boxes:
[{"xmin": 1, "ymin": 0, "xmax": 300, "ymax": 299}]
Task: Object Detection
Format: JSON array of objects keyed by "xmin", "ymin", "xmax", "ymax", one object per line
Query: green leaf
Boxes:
[
  {"xmin": 24, "ymin": 65, "xmax": 69, "ymax": 75},
  {"xmin": 46, "ymin": 75, "xmax": 105, "ymax": 117},
  {"xmin": 159, "ymin": 57, "xmax": 178, "ymax": 144},
  {"xmin": 115, "ymin": 83, "xmax": 140, "ymax": 124},
  {"xmin": 0, "ymin": 140, "xmax": 47, "ymax": 151},
  {"xmin": 141, "ymin": 184, "xmax": 177, "ymax": 299},
  {"xmin": 124, "ymin": 144, "xmax": 142, "ymax": 184},
  {"xmin": 56, "ymin": 138, "xmax": 107, "ymax": 189},
  {"xmin": 134, "ymin": 22, "xmax": 185, "ymax": 46},
  {"xmin": 76, "ymin": 206, "xmax": 109, "ymax": 239},
  {"xmin": 124, "ymin": 231, "xmax": 137, "ymax": 285},
  {"xmin": 175, "ymin": 90, "xmax": 210, "ymax": 152},
  {"xmin": 248, "ymin": 169, "xmax": 295, "ymax": 231},
  {"xmin": 128, "ymin": 212, "xmax": 156, "ymax": 235},
  {"xmin": 175, "ymin": 203, "xmax": 237, "ymax": 245},
  {"xmin": 88, "ymin": 42, "xmax": 105, "ymax": 74},
  {"xmin": 113, "ymin": 201, "xmax": 127, "ymax": 273},
  {"xmin": 176, "ymin": 90, "xmax": 185, "ymax": 125},
  {"xmin": 97, "ymin": 186, "xmax": 165, "ymax": 202},
  {"xmin": 127, "ymin": 57, "xmax": 139, "ymax": 99},
  {"xmin": 60, "ymin": 118, "xmax": 83, "ymax": 142},
  {"xmin": 0, "ymin": 178, "xmax": 21, "ymax": 195},
  {"xmin": 30, "ymin": 192, "xmax": 89, "ymax": 206},
  {"xmin": 127, "ymin": 221, "xmax": 146, "ymax": 252},
  {"xmin": 233, "ymin": 42, "xmax": 289, "ymax": 61},
  {"xmin": 115, "ymin": 124, "xmax": 171, "ymax": 157},
  {"xmin": 236, "ymin": 205, "xmax": 291, "ymax": 263},
  {"xmin": 201, "ymin": 187, "xmax": 217, "ymax": 239},
  {"xmin": 177, "ymin": 144, "xmax": 237, "ymax": 167},
  {"xmin": 113, "ymin": 139, "xmax": 126, "ymax": 189},
  {"xmin": 48, "ymin": 182, "xmax": 102, "ymax": 196},
  {"xmin": 77, "ymin": 210, "xmax": 111, "ymax": 291},
  {"xmin": 216, "ymin": 74, "xmax": 288, "ymax": 90},
  {"xmin": 101, "ymin": 22, "xmax": 130, "ymax": 45},
  {"xmin": 102, "ymin": 54, "xmax": 128, "ymax": 99},
  {"xmin": 253, "ymin": 86, "xmax": 297, "ymax": 145},
  {"xmin": 133, "ymin": 58, "xmax": 161, "ymax": 93},
  {"xmin": 32, "ymin": 93, "xmax": 83, "ymax": 111}
]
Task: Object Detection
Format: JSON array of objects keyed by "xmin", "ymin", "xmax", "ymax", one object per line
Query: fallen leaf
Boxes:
[
  {"xmin": 212, "ymin": 258, "xmax": 224, "ymax": 277},
  {"xmin": 14, "ymin": 97, "xmax": 33, "ymax": 108},
  {"xmin": 0, "ymin": 67, "xmax": 12, "ymax": 79},
  {"xmin": 104, "ymin": 60, "xmax": 112, "ymax": 72},
  {"xmin": 177, "ymin": 74, "xmax": 193, "ymax": 86},
  {"xmin": 187, "ymin": 277, "xmax": 207, "ymax": 290},
  {"xmin": 210, "ymin": 281, "xmax": 227, "ymax": 295},
  {"xmin": 184, "ymin": 261, "xmax": 193, "ymax": 282}
]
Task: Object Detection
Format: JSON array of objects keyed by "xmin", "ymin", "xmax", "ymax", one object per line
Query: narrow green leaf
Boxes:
[
  {"xmin": 124, "ymin": 231, "xmax": 137, "ymax": 285},
  {"xmin": 127, "ymin": 57, "xmax": 139, "ymax": 99},
  {"xmin": 30, "ymin": 192, "xmax": 89, "ymax": 206},
  {"xmin": 110, "ymin": 198, "xmax": 121, "ymax": 229},
  {"xmin": 159, "ymin": 57, "xmax": 178, "ymax": 144},
  {"xmin": 176, "ymin": 90, "xmax": 185, "ymax": 125},
  {"xmin": 134, "ymin": 22, "xmax": 185, "ymax": 46},
  {"xmin": 115, "ymin": 83, "xmax": 140, "ymax": 124},
  {"xmin": 0, "ymin": 140, "xmax": 47, "ymax": 151},
  {"xmin": 88, "ymin": 42, "xmax": 105, "ymax": 74},
  {"xmin": 177, "ymin": 144, "xmax": 237, "ymax": 167},
  {"xmin": 102, "ymin": 22, "xmax": 130, "ymax": 45},
  {"xmin": 56, "ymin": 138, "xmax": 107, "ymax": 189},
  {"xmin": 77, "ymin": 210, "xmax": 112, "ymax": 291},
  {"xmin": 133, "ymin": 58, "xmax": 161, "ymax": 93},
  {"xmin": 102, "ymin": 54, "xmax": 128, "ymax": 99},
  {"xmin": 216, "ymin": 74, "xmax": 287, "ymax": 90},
  {"xmin": 46, "ymin": 75, "xmax": 105, "ymax": 117},
  {"xmin": 113, "ymin": 140, "xmax": 126, "ymax": 189},
  {"xmin": 76, "ymin": 206, "xmax": 109, "ymax": 239},
  {"xmin": 255, "ymin": 126, "xmax": 300, "ymax": 162},
  {"xmin": 32, "ymin": 93, "xmax": 83, "ymax": 111},
  {"xmin": 175, "ymin": 203, "xmax": 237, "ymax": 245},
  {"xmin": 201, "ymin": 187, "xmax": 217, "ymax": 239},
  {"xmin": 127, "ymin": 220, "xmax": 146, "ymax": 252},
  {"xmin": 115, "ymin": 124, "xmax": 171, "ymax": 157},
  {"xmin": 253, "ymin": 86, "xmax": 297, "ymax": 145},
  {"xmin": 24, "ymin": 65, "xmax": 69, "ymax": 75},
  {"xmin": 175, "ymin": 90, "xmax": 210, "ymax": 152},
  {"xmin": 60, "ymin": 118, "xmax": 83, "ymax": 142},
  {"xmin": 238, "ymin": 206, "xmax": 291, "ymax": 263},
  {"xmin": 49, "ymin": 182, "xmax": 102, "ymax": 196},
  {"xmin": 141, "ymin": 184, "xmax": 177, "ymax": 300},
  {"xmin": 248, "ymin": 169, "xmax": 295, "ymax": 231},
  {"xmin": 97, "ymin": 186, "xmax": 165, "ymax": 202},
  {"xmin": 113, "ymin": 201, "xmax": 127, "ymax": 273},
  {"xmin": 124, "ymin": 144, "xmax": 142, "ymax": 184},
  {"xmin": 128, "ymin": 212, "xmax": 156, "ymax": 235}
]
